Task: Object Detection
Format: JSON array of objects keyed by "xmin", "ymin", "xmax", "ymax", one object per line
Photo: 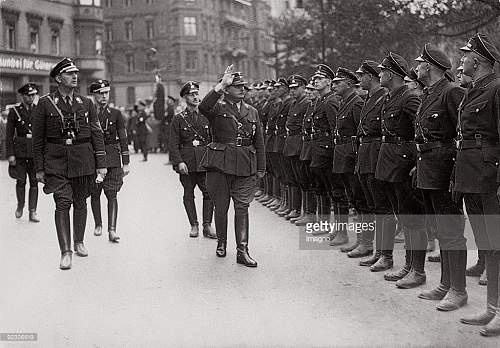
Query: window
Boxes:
[
  {"xmin": 124, "ymin": 0, "xmax": 132, "ymax": 7},
  {"xmin": 126, "ymin": 86, "xmax": 135, "ymax": 105},
  {"xmin": 185, "ymin": 50, "xmax": 197, "ymax": 70},
  {"xmin": 202, "ymin": 20, "xmax": 207, "ymax": 41},
  {"xmin": 183, "ymin": 17, "xmax": 196, "ymax": 36},
  {"xmin": 104, "ymin": 0, "xmax": 113, "ymax": 7},
  {"xmin": 7, "ymin": 23, "xmax": 16, "ymax": 49},
  {"xmin": 146, "ymin": 20, "xmax": 154, "ymax": 39},
  {"xmin": 125, "ymin": 21, "xmax": 133, "ymax": 40},
  {"xmin": 126, "ymin": 54, "xmax": 135, "ymax": 72},
  {"xmin": 29, "ymin": 26, "xmax": 39, "ymax": 53},
  {"xmin": 51, "ymin": 29, "xmax": 60, "ymax": 55},
  {"xmin": 105, "ymin": 23, "xmax": 113, "ymax": 41},
  {"xmin": 95, "ymin": 33, "xmax": 103, "ymax": 55}
]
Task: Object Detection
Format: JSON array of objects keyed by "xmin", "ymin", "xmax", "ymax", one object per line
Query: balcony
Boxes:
[
  {"xmin": 221, "ymin": 10, "xmax": 248, "ymax": 27},
  {"xmin": 74, "ymin": 4, "xmax": 104, "ymax": 23}
]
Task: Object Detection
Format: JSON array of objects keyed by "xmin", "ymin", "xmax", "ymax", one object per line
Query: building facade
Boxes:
[
  {"xmin": 103, "ymin": 0, "xmax": 274, "ymax": 107},
  {"xmin": 0, "ymin": 0, "xmax": 105, "ymax": 108}
]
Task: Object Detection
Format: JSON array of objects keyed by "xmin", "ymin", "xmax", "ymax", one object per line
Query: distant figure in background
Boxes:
[
  {"xmin": 153, "ymin": 74, "xmax": 165, "ymax": 121},
  {"xmin": 135, "ymin": 100, "xmax": 151, "ymax": 161},
  {"xmin": 6, "ymin": 83, "xmax": 40, "ymax": 222}
]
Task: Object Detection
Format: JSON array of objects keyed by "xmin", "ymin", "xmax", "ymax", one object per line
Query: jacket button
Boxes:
[
  {"xmin": 418, "ymin": 157, "xmax": 421, "ymax": 161},
  {"xmin": 476, "ymin": 108, "xmax": 479, "ymax": 112},
  {"xmin": 402, "ymin": 154, "xmax": 407, "ymax": 158}
]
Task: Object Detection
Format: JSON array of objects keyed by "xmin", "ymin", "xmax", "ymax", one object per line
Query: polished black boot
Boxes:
[
  {"xmin": 419, "ymin": 250, "xmax": 449, "ymax": 300},
  {"xmin": 385, "ymin": 249, "xmax": 411, "ymax": 281},
  {"xmin": 360, "ymin": 250, "xmax": 381, "ymax": 267},
  {"xmin": 55, "ymin": 210, "xmax": 72, "ymax": 270},
  {"xmin": 15, "ymin": 183, "xmax": 25, "ymax": 218},
  {"xmin": 28, "ymin": 187, "xmax": 40, "ymax": 222},
  {"xmin": 215, "ymin": 211, "xmax": 227, "ymax": 257},
  {"xmin": 183, "ymin": 198, "xmax": 199, "ymax": 237},
  {"xmin": 73, "ymin": 208, "xmax": 88, "ymax": 257},
  {"xmin": 330, "ymin": 206, "xmax": 349, "ymax": 246},
  {"xmin": 278, "ymin": 186, "xmax": 292, "ymax": 216},
  {"xmin": 235, "ymin": 213, "xmax": 257, "ymax": 267},
  {"xmin": 479, "ymin": 252, "xmax": 500, "ymax": 337},
  {"xmin": 91, "ymin": 195, "xmax": 103, "ymax": 236},
  {"xmin": 436, "ymin": 250, "xmax": 467, "ymax": 311},
  {"xmin": 108, "ymin": 197, "xmax": 120, "ymax": 243},
  {"xmin": 466, "ymin": 250, "xmax": 486, "ymax": 276},
  {"xmin": 202, "ymin": 198, "xmax": 217, "ymax": 239},
  {"xmin": 396, "ymin": 250, "xmax": 426, "ymax": 289}
]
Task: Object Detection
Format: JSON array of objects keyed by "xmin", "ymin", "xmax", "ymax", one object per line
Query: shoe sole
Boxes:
[{"xmin": 237, "ymin": 260, "xmax": 257, "ymax": 267}]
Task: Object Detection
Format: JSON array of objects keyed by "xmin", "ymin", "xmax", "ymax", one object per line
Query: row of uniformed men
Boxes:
[
  {"xmin": 8, "ymin": 58, "xmax": 130, "ymax": 270},
  {"xmin": 245, "ymin": 33, "xmax": 500, "ymax": 337}
]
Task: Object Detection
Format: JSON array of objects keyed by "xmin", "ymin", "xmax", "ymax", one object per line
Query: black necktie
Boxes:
[{"xmin": 65, "ymin": 96, "xmax": 72, "ymax": 107}]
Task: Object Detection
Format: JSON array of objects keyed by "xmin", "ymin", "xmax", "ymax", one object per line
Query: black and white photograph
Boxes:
[{"xmin": 1, "ymin": 0, "xmax": 500, "ymax": 346}]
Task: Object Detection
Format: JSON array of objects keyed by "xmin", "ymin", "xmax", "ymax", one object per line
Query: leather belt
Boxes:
[
  {"xmin": 311, "ymin": 131, "xmax": 331, "ymax": 140},
  {"xmin": 47, "ymin": 137, "xmax": 91, "ymax": 146},
  {"xmin": 180, "ymin": 140, "xmax": 207, "ymax": 148},
  {"xmin": 381, "ymin": 135, "xmax": 412, "ymax": 143},
  {"xmin": 334, "ymin": 135, "xmax": 356, "ymax": 145},
  {"xmin": 216, "ymin": 138, "xmax": 253, "ymax": 147},
  {"xmin": 456, "ymin": 138, "xmax": 499, "ymax": 150},
  {"xmin": 359, "ymin": 136, "xmax": 381, "ymax": 144},
  {"xmin": 416, "ymin": 140, "xmax": 453, "ymax": 153},
  {"xmin": 286, "ymin": 129, "xmax": 302, "ymax": 136}
]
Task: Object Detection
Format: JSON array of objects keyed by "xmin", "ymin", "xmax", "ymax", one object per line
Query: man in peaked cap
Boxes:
[
  {"xmin": 404, "ymin": 68, "xmax": 425, "ymax": 95},
  {"xmin": 169, "ymin": 81, "xmax": 216, "ymax": 239},
  {"xmin": 89, "ymin": 79, "xmax": 130, "ymax": 243},
  {"xmin": 6, "ymin": 83, "xmax": 40, "ymax": 222},
  {"xmin": 281, "ymin": 75, "xmax": 309, "ymax": 222},
  {"xmin": 455, "ymin": 34, "xmax": 500, "ymax": 336},
  {"xmin": 199, "ymin": 65, "xmax": 265, "ymax": 267},
  {"xmin": 135, "ymin": 99, "xmax": 150, "ymax": 161},
  {"xmin": 32, "ymin": 57, "xmax": 107, "ymax": 270},
  {"xmin": 330, "ymin": 67, "xmax": 366, "ymax": 249},
  {"xmin": 374, "ymin": 52, "xmax": 427, "ymax": 289},
  {"xmin": 354, "ymin": 61, "xmax": 395, "ymax": 271},
  {"xmin": 309, "ymin": 63, "xmax": 344, "ymax": 232},
  {"xmin": 412, "ymin": 43, "xmax": 468, "ymax": 311}
]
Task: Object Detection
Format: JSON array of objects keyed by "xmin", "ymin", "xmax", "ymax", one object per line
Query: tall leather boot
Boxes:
[
  {"xmin": 437, "ymin": 249, "xmax": 467, "ymax": 311},
  {"xmin": 295, "ymin": 191, "xmax": 316, "ymax": 226},
  {"xmin": 466, "ymin": 249, "xmax": 486, "ymax": 276},
  {"xmin": 108, "ymin": 197, "xmax": 120, "ymax": 243},
  {"xmin": 361, "ymin": 250, "xmax": 381, "ymax": 267},
  {"xmin": 419, "ymin": 250, "xmax": 450, "ymax": 300},
  {"xmin": 480, "ymin": 252, "xmax": 500, "ymax": 336},
  {"xmin": 183, "ymin": 198, "xmax": 199, "ymax": 237},
  {"xmin": 202, "ymin": 198, "xmax": 217, "ymax": 239},
  {"xmin": 73, "ymin": 208, "xmax": 88, "ymax": 257},
  {"xmin": 291, "ymin": 189, "xmax": 307, "ymax": 223},
  {"xmin": 385, "ymin": 249, "xmax": 412, "ymax": 281},
  {"xmin": 273, "ymin": 184, "xmax": 287, "ymax": 212},
  {"xmin": 235, "ymin": 213, "xmax": 257, "ymax": 267},
  {"xmin": 267, "ymin": 178, "xmax": 282, "ymax": 208},
  {"xmin": 370, "ymin": 214, "xmax": 396, "ymax": 271},
  {"xmin": 348, "ymin": 212, "xmax": 375, "ymax": 257},
  {"xmin": 91, "ymin": 195, "xmax": 103, "ymax": 236},
  {"xmin": 215, "ymin": 211, "xmax": 227, "ymax": 257},
  {"xmin": 396, "ymin": 249, "xmax": 426, "ymax": 289},
  {"xmin": 277, "ymin": 185, "xmax": 291, "ymax": 215},
  {"xmin": 461, "ymin": 251, "xmax": 498, "ymax": 327},
  {"xmin": 55, "ymin": 210, "xmax": 72, "ymax": 270},
  {"xmin": 15, "ymin": 183, "xmax": 25, "ymax": 218},
  {"xmin": 330, "ymin": 206, "xmax": 349, "ymax": 246},
  {"xmin": 284, "ymin": 186, "xmax": 300, "ymax": 219},
  {"xmin": 342, "ymin": 232, "xmax": 361, "ymax": 253},
  {"xmin": 312, "ymin": 195, "xmax": 330, "ymax": 235},
  {"xmin": 28, "ymin": 187, "xmax": 40, "ymax": 222}
]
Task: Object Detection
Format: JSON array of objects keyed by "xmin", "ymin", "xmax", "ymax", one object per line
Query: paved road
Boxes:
[{"xmin": 0, "ymin": 153, "xmax": 498, "ymax": 347}]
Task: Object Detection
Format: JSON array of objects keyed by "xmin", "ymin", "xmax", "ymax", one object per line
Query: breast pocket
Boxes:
[
  {"xmin": 466, "ymin": 101, "xmax": 488, "ymax": 115},
  {"xmin": 422, "ymin": 109, "xmax": 445, "ymax": 131}
]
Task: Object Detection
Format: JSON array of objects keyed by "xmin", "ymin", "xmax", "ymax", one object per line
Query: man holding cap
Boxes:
[
  {"xmin": 32, "ymin": 57, "xmax": 107, "ymax": 270},
  {"xmin": 199, "ymin": 65, "xmax": 265, "ymax": 267},
  {"xmin": 6, "ymin": 83, "xmax": 40, "ymax": 222},
  {"xmin": 89, "ymin": 79, "xmax": 130, "ymax": 243},
  {"xmin": 169, "ymin": 81, "xmax": 216, "ymax": 239},
  {"xmin": 454, "ymin": 33, "xmax": 500, "ymax": 337},
  {"xmin": 412, "ymin": 43, "xmax": 467, "ymax": 311}
]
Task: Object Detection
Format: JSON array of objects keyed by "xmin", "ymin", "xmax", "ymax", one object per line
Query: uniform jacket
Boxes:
[
  {"xmin": 454, "ymin": 73, "xmax": 500, "ymax": 193},
  {"xmin": 169, "ymin": 107, "xmax": 211, "ymax": 173},
  {"xmin": 6, "ymin": 103, "xmax": 35, "ymax": 158},
  {"xmin": 283, "ymin": 95, "xmax": 309, "ymax": 157},
  {"xmin": 32, "ymin": 90, "xmax": 106, "ymax": 178},
  {"xmin": 199, "ymin": 89, "xmax": 265, "ymax": 176},
  {"xmin": 300, "ymin": 99, "xmax": 317, "ymax": 162},
  {"xmin": 97, "ymin": 104, "xmax": 130, "ymax": 169},
  {"xmin": 275, "ymin": 96, "xmax": 294, "ymax": 153},
  {"xmin": 135, "ymin": 111, "xmax": 150, "ymax": 140},
  {"xmin": 415, "ymin": 78, "xmax": 464, "ymax": 190},
  {"xmin": 310, "ymin": 91, "xmax": 339, "ymax": 167},
  {"xmin": 264, "ymin": 99, "xmax": 282, "ymax": 153},
  {"xmin": 375, "ymin": 85, "xmax": 420, "ymax": 182},
  {"xmin": 356, "ymin": 87, "xmax": 386, "ymax": 174},
  {"xmin": 333, "ymin": 91, "xmax": 363, "ymax": 173}
]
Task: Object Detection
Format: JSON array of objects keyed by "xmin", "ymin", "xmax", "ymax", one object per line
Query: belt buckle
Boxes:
[
  {"xmin": 236, "ymin": 137, "xmax": 242, "ymax": 146},
  {"xmin": 26, "ymin": 134, "xmax": 32, "ymax": 139},
  {"xmin": 192, "ymin": 139, "xmax": 200, "ymax": 147},
  {"xmin": 65, "ymin": 138, "xmax": 73, "ymax": 145}
]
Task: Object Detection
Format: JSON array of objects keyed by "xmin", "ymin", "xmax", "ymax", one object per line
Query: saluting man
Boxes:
[
  {"xmin": 32, "ymin": 58, "xmax": 107, "ymax": 270},
  {"xmin": 199, "ymin": 65, "xmax": 265, "ymax": 268},
  {"xmin": 89, "ymin": 80, "xmax": 130, "ymax": 243},
  {"xmin": 6, "ymin": 83, "xmax": 40, "ymax": 222},
  {"xmin": 169, "ymin": 81, "xmax": 217, "ymax": 239}
]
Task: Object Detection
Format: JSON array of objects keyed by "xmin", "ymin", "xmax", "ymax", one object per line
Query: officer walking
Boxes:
[
  {"xmin": 412, "ymin": 44, "xmax": 467, "ymax": 311},
  {"xmin": 169, "ymin": 81, "xmax": 217, "ymax": 239},
  {"xmin": 32, "ymin": 58, "xmax": 107, "ymax": 270},
  {"xmin": 454, "ymin": 34, "xmax": 500, "ymax": 337},
  {"xmin": 6, "ymin": 83, "xmax": 40, "ymax": 222},
  {"xmin": 89, "ymin": 80, "xmax": 130, "ymax": 243},
  {"xmin": 199, "ymin": 65, "xmax": 265, "ymax": 267}
]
